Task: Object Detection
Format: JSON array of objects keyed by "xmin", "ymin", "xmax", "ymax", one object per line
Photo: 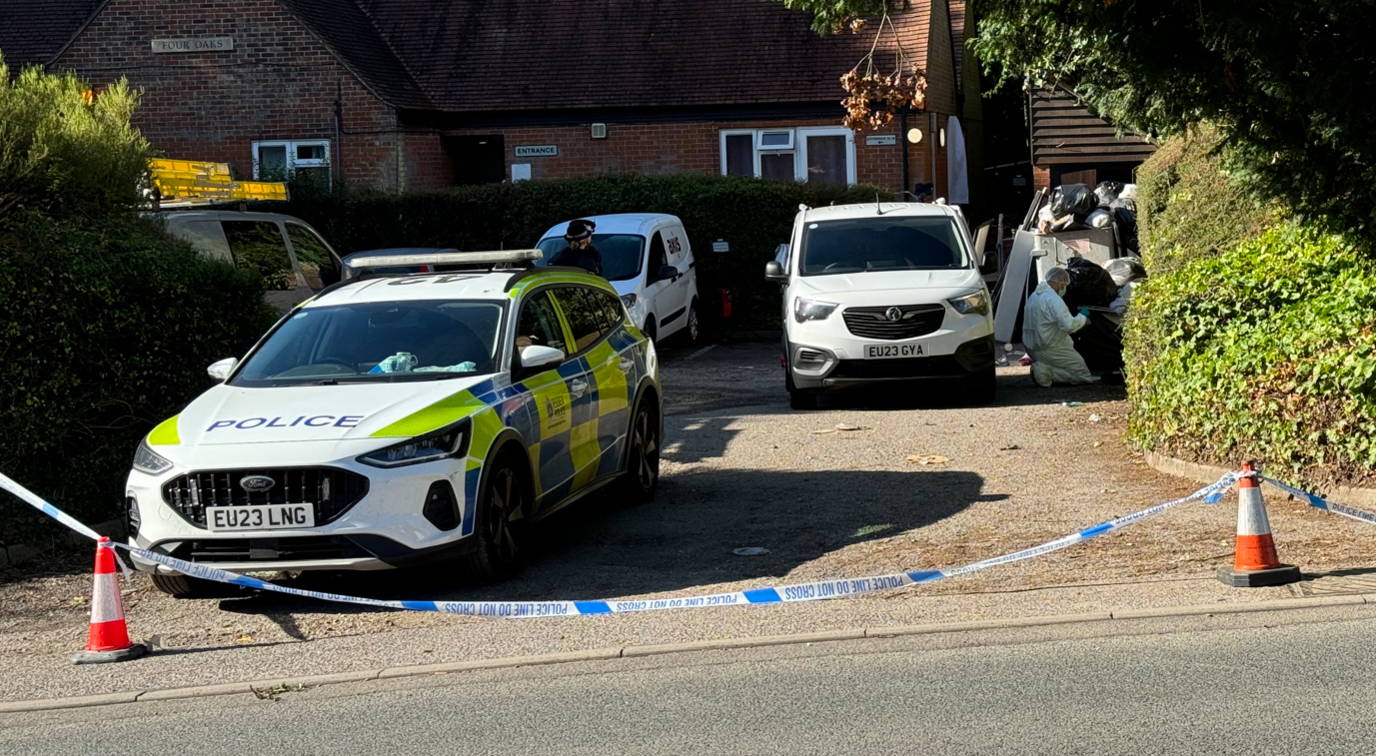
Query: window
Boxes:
[
  {"xmin": 534, "ymin": 234, "xmax": 647, "ymax": 282},
  {"xmin": 515, "ymin": 291, "xmax": 568, "ymax": 359},
  {"xmin": 798, "ymin": 216, "xmax": 968, "ymax": 277},
  {"xmin": 231, "ymin": 300, "xmax": 504, "ymax": 386},
  {"xmin": 223, "ymin": 220, "xmax": 296, "ymax": 291},
  {"xmin": 285, "ymin": 223, "xmax": 339, "ymax": 290},
  {"xmin": 252, "ymin": 140, "xmax": 331, "ymax": 186},
  {"xmin": 591, "ymin": 288, "xmax": 626, "ymax": 330},
  {"xmin": 647, "ymin": 232, "xmax": 668, "ymax": 282},
  {"xmin": 553, "ymin": 287, "xmax": 609, "ymax": 354},
  {"xmin": 720, "ymin": 128, "xmax": 856, "ymax": 185}
]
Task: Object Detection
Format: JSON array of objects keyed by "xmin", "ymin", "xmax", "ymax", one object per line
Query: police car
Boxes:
[{"xmin": 126, "ymin": 250, "xmax": 662, "ymax": 597}]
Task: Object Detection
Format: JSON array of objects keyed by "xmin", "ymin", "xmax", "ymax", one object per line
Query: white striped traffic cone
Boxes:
[
  {"xmin": 1217, "ymin": 462, "xmax": 1301, "ymax": 588},
  {"xmin": 70, "ymin": 537, "xmax": 148, "ymax": 664}
]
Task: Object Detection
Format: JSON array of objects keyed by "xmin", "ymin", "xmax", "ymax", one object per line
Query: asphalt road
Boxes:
[{"xmin": 6, "ymin": 605, "xmax": 1376, "ymax": 755}]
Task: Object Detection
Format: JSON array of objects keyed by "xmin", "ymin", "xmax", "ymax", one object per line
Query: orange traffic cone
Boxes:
[
  {"xmin": 70, "ymin": 537, "xmax": 148, "ymax": 664},
  {"xmin": 1217, "ymin": 462, "xmax": 1301, "ymax": 588}
]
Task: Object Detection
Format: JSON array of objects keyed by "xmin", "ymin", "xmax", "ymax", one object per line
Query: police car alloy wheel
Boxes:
[
  {"xmin": 124, "ymin": 250, "xmax": 662, "ymax": 591},
  {"xmin": 463, "ymin": 451, "xmax": 529, "ymax": 581},
  {"xmin": 617, "ymin": 400, "xmax": 660, "ymax": 504}
]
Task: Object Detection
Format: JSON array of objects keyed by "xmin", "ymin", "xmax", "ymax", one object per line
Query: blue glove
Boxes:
[{"xmin": 1078, "ymin": 307, "xmax": 1091, "ymax": 318}]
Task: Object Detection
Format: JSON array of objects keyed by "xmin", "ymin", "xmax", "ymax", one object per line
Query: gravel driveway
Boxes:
[{"xmin": 3, "ymin": 339, "xmax": 1374, "ymax": 702}]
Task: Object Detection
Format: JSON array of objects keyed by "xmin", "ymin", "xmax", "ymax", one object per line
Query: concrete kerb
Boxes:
[
  {"xmin": 1143, "ymin": 451, "xmax": 1376, "ymax": 509},
  {"xmin": 3, "ymin": 594, "xmax": 1372, "ymax": 716}
]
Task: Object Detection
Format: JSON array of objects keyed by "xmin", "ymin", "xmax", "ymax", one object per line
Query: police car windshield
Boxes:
[
  {"xmin": 799, "ymin": 217, "xmax": 968, "ymax": 276},
  {"xmin": 535, "ymin": 234, "xmax": 646, "ymax": 281},
  {"xmin": 231, "ymin": 300, "xmax": 505, "ymax": 387}
]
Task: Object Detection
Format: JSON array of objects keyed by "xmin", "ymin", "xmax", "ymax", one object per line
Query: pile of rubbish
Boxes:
[{"xmin": 1036, "ymin": 181, "xmax": 1139, "ymax": 253}]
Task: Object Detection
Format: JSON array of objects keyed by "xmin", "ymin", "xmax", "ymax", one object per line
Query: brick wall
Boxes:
[
  {"xmin": 433, "ymin": 118, "xmax": 932, "ymax": 193},
  {"xmin": 53, "ymin": 0, "xmax": 401, "ymax": 191}
]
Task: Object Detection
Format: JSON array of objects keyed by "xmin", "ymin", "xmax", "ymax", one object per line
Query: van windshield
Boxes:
[
  {"xmin": 798, "ymin": 216, "xmax": 968, "ymax": 276},
  {"xmin": 231, "ymin": 300, "xmax": 505, "ymax": 386},
  {"xmin": 536, "ymin": 234, "xmax": 646, "ymax": 281}
]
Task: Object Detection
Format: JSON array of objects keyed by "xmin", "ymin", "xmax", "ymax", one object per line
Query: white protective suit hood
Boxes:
[{"xmin": 1022, "ymin": 280, "xmax": 1093, "ymax": 386}]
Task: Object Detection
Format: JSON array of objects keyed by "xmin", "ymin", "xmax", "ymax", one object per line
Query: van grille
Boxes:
[
  {"xmin": 161, "ymin": 468, "xmax": 369, "ymax": 529},
  {"xmin": 842, "ymin": 304, "xmax": 946, "ymax": 340}
]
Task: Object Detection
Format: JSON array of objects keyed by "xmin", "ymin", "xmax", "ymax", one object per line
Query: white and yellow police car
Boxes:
[{"xmin": 126, "ymin": 250, "xmax": 662, "ymax": 597}]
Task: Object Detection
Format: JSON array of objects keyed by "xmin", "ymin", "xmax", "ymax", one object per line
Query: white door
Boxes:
[{"xmin": 652, "ymin": 225, "xmax": 691, "ymax": 338}]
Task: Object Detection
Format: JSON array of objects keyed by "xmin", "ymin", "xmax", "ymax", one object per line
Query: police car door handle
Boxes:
[
  {"xmin": 618, "ymin": 357, "xmax": 634, "ymax": 372},
  {"xmin": 570, "ymin": 379, "xmax": 589, "ymax": 397}
]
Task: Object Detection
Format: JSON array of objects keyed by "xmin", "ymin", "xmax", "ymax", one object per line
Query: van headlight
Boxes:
[
  {"xmin": 621, "ymin": 293, "xmax": 637, "ymax": 308},
  {"xmin": 793, "ymin": 297, "xmax": 839, "ymax": 323},
  {"xmin": 358, "ymin": 419, "xmax": 471, "ymax": 468},
  {"xmin": 948, "ymin": 290, "xmax": 990, "ymax": 316},
  {"xmin": 133, "ymin": 440, "xmax": 173, "ymax": 474}
]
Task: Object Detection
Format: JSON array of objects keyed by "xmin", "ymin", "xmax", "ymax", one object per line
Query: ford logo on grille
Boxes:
[
  {"xmin": 239, "ymin": 475, "xmax": 276, "ymax": 492},
  {"xmin": 885, "ymin": 306, "xmax": 903, "ymax": 322}
]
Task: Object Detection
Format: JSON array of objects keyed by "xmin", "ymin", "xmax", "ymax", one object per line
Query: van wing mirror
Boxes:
[
  {"xmin": 657, "ymin": 264, "xmax": 679, "ymax": 282},
  {"xmin": 520, "ymin": 345, "xmax": 565, "ymax": 371},
  {"xmin": 207, "ymin": 357, "xmax": 238, "ymax": 382},
  {"xmin": 764, "ymin": 261, "xmax": 787, "ymax": 283}
]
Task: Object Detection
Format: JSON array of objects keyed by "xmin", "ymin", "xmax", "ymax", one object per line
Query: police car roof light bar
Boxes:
[{"xmin": 345, "ymin": 249, "xmax": 542, "ymax": 270}]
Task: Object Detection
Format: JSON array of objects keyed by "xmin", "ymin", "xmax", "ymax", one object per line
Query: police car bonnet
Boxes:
[{"xmin": 174, "ymin": 376, "xmax": 494, "ymax": 446}]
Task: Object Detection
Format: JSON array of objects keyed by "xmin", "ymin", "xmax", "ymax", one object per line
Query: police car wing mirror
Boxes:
[
  {"xmin": 519, "ymin": 345, "xmax": 565, "ymax": 371},
  {"xmin": 207, "ymin": 357, "xmax": 238, "ymax": 382},
  {"xmin": 764, "ymin": 261, "xmax": 787, "ymax": 283},
  {"xmin": 657, "ymin": 264, "xmax": 679, "ymax": 282}
]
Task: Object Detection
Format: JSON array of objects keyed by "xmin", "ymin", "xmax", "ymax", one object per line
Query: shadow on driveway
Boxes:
[{"xmin": 221, "ymin": 467, "xmax": 993, "ymax": 612}]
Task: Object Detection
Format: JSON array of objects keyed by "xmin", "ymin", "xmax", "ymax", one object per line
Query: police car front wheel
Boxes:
[{"xmin": 463, "ymin": 452, "xmax": 530, "ymax": 582}]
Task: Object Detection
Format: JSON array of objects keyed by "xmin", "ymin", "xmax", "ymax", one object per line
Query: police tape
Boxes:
[
  {"xmin": 1, "ymin": 470, "xmax": 1237, "ymax": 618},
  {"xmin": 1262, "ymin": 476, "xmax": 1376, "ymax": 528}
]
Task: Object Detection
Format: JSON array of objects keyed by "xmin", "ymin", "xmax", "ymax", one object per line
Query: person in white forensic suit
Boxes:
[{"xmin": 1022, "ymin": 266, "xmax": 1094, "ymax": 387}]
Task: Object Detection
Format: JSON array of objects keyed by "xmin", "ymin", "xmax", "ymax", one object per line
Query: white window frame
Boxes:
[
  {"xmin": 252, "ymin": 139, "xmax": 332, "ymax": 186},
  {"xmin": 796, "ymin": 127, "xmax": 858, "ymax": 185},
  {"xmin": 718, "ymin": 128, "xmax": 856, "ymax": 185}
]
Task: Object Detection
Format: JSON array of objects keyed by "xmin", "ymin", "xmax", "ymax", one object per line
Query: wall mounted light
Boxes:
[
  {"xmin": 907, "ymin": 128, "xmax": 923, "ymax": 144},
  {"xmin": 939, "ymin": 128, "xmax": 947, "ymax": 148}
]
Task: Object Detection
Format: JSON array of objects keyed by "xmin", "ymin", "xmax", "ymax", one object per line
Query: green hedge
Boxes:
[
  {"xmin": 1126, "ymin": 134, "xmax": 1376, "ymax": 485},
  {"xmin": 276, "ymin": 174, "xmax": 881, "ymax": 334},
  {"xmin": 0, "ymin": 211, "xmax": 276, "ymax": 543},
  {"xmin": 1134, "ymin": 127, "xmax": 1278, "ymax": 275}
]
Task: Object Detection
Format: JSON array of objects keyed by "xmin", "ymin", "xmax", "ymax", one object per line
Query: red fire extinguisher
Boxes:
[{"xmin": 720, "ymin": 288, "xmax": 733, "ymax": 319}]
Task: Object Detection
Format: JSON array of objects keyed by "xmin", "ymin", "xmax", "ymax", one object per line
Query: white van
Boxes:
[
  {"xmin": 536, "ymin": 213, "xmax": 699, "ymax": 343},
  {"xmin": 765, "ymin": 203, "xmax": 996, "ymax": 409}
]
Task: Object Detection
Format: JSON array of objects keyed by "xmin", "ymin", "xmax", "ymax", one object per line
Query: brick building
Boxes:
[{"xmin": 1, "ymin": 0, "xmax": 983, "ymax": 209}]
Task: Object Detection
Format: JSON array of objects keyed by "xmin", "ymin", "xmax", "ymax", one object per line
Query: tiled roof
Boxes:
[
  {"xmin": 356, "ymin": 0, "xmax": 930, "ymax": 112},
  {"xmin": 0, "ymin": 0, "xmax": 104, "ymax": 68},
  {"xmin": 277, "ymin": 0, "xmax": 432, "ymax": 109}
]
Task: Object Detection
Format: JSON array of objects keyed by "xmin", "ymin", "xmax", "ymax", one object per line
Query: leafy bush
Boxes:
[
  {"xmin": 0, "ymin": 55, "xmax": 152, "ymax": 221},
  {"xmin": 275, "ymin": 174, "xmax": 881, "ymax": 333},
  {"xmin": 1128, "ymin": 130, "xmax": 1376, "ymax": 485},
  {"xmin": 0, "ymin": 211, "xmax": 276, "ymax": 542},
  {"xmin": 1134, "ymin": 128, "xmax": 1279, "ymax": 276}
]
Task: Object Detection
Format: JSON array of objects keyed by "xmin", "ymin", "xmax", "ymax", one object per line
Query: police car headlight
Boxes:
[
  {"xmin": 357, "ymin": 419, "xmax": 472, "ymax": 468},
  {"xmin": 132, "ymin": 440, "xmax": 173, "ymax": 475},
  {"xmin": 793, "ymin": 297, "xmax": 838, "ymax": 323},
  {"xmin": 948, "ymin": 290, "xmax": 989, "ymax": 316}
]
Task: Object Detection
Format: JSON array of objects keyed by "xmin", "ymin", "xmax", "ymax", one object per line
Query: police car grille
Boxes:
[
  {"xmin": 842, "ymin": 304, "xmax": 946, "ymax": 340},
  {"xmin": 161, "ymin": 468, "xmax": 369, "ymax": 528}
]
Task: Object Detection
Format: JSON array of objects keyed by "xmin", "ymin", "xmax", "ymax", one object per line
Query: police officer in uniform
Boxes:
[{"xmin": 547, "ymin": 219, "xmax": 603, "ymax": 275}]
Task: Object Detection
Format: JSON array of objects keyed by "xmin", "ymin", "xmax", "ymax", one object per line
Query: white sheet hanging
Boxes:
[{"xmin": 946, "ymin": 115, "xmax": 969, "ymax": 204}]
